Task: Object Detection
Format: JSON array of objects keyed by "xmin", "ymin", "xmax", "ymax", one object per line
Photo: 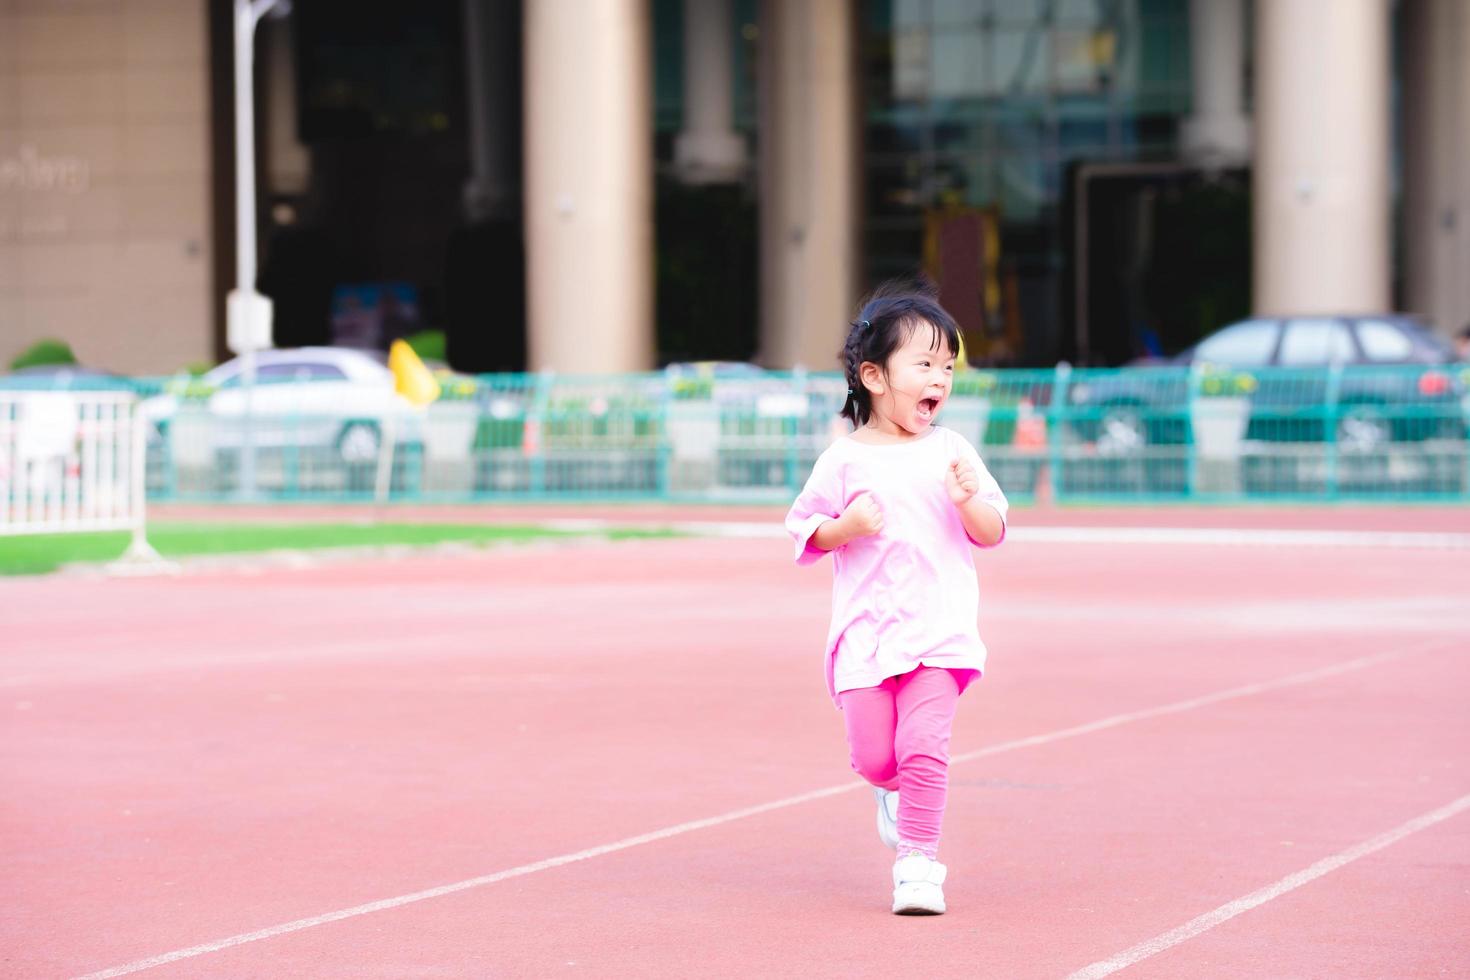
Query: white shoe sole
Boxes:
[
  {"xmin": 892, "ymin": 897, "xmax": 946, "ymax": 915},
  {"xmin": 892, "ymin": 882, "xmax": 946, "ymax": 915}
]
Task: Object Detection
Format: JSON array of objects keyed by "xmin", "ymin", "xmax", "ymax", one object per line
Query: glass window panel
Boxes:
[
  {"xmin": 1136, "ymin": 6, "xmax": 1189, "ymax": 112},
  {"xmin": 305, "ymin": 364, "xmax": 349, "ymax": 381},
  {"xmin": 1059, "ymin": 117, "xmax": 1115, "ymax": 157},
  {"xmin": 732, "ymin": 0, "xmax": 759, "ymax": 128},
  {"xmin": 1279, "ymin": 319, "xmax": 1355, "ymax": 366},
  {"xmin": 250, "ymin": 363, "xmax": 346, "ymax": 383},
  {"xmin": 1194, "ymin": 320, "xmax": 1279, "ymax": 366},
  {"xmin": 864, "ymin": 0, "xmax": 1197, "ymax": 357},
  {"xmin": 251, "ymin": 364, "xmax": 304, "ymax": 384},
  {"xmin": 933, "ymin": 0, "xmax": 981, "ymax": 27},
  {"xmin": 893, "ymin": 0, "xmax": 928, "ymax": 29},
  {"xmin": 1055, "ymin": 28, "xmax": 1121, "ymax": 93},
  {"xmin": 996, "ymin": 153, "xmax": 1050, "ymax": 221},
  {"xmin": 993, "ymin": 114, "xmax": 1050, "ymax": 213},
  {"xmin": 893, "ymin": 28, "xmax": 931, "ymax": 99},
  {"xmin": 1355, "ymin": 320, "xmax": 1415, "ymax": 362},
  {"xmin": 966, "ymin": 155, "xmax": 1000, "ymax": 204},
  {"xmin": 991, "ymin": 27, "xmax": 1049, "ymax": 95},
  {"xmin": 932, "ymin": 30, "xmax": 987, "ymax": 97},
  {"xmin": 1055, "ymin": 29, "xmax": 1095, "ymax": 92},
  {"xmin": 991, "ymin": 0, "xmax": 1043, "ymax": 26},
  {"xmin": 934, "ymin": 120, "xmax": 986, "ymax": 152},
  {"xmin": 1056, "ymin": 0, "xmax": 1102, "ymax": 26}
]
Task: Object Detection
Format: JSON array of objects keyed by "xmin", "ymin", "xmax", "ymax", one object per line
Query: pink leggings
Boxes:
[{"xmin": 838, "ymin": 666, "xmax": 967, "ymax": 859}]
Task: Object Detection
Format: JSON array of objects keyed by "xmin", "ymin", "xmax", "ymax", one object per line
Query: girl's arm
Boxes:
[
  {"xmin": 786, "ymin": 452, "xmax": 883, "ymax": 563},
  {"xmin": 955, "ymin": 493, "xmax": 1005, "ymax": 547},
  {"xmin": 946, "ymin": 458, "xmax": 1005, "ymax": 547},
  {"xmin": 809, "ymin": 492, "xmax": 884, "ymax": 551}
]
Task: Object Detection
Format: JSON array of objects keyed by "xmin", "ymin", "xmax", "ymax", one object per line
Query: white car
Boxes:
[{"xmin": 142, "ymin": 347, "xmax": 426, "ymax": 478}]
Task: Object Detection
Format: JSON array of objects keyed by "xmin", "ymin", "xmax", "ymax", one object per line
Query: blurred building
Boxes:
[
  {"xmin": 2, "ymin": 0, "xmax": 1467, "ymax": 374},
  {"xmin": 1, "ymin": 0, "xmax": 215, "ymax": 375}
]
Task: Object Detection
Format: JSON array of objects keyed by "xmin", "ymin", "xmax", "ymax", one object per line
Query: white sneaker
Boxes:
[
  {"xmin": 891, "ymin": 854, "xmax": 947, "ymax": 915},
  {"xmin": 872, "ymin": 787, "xmax": 899, "ymax": 850}
]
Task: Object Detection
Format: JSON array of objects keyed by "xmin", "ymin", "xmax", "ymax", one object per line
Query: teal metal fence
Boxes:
[{"xmin": 10, "ymin": 365, "xmax": 1467, "ymax": 503}]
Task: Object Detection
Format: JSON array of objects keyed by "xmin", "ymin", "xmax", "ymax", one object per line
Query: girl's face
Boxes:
[{"xmin": 861, "ymin": 320, "xmax": 956, "ymax": 436}]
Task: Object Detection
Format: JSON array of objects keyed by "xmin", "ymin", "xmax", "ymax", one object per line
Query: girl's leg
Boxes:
[
  {"xmin": 891, "ymin": 666, "xmax": 964, "ymax": 858},
  {"xmin": 837, "ymin": 676, "xmax": 901, "ymax": 791}
]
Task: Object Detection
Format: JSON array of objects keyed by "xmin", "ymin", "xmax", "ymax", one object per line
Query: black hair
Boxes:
[{"xmin": 839, "ymin": 282, "xmax": 961, "ymax": 427}]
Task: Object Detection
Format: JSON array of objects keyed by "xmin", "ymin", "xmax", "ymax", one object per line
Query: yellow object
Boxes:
[{"xmin": 388, "ymin": 339, "xmax": 442, "ymax": 406}]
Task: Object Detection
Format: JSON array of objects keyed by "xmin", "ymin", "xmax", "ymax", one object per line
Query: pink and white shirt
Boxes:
[{"xmin": 784, "ymin": 425, "xmax": 1008, "ymax": 706}]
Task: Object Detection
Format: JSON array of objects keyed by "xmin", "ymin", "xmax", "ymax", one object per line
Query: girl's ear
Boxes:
[{"xmin": 859, "ymin": 360, "xmax": 885, "ymax": 396}]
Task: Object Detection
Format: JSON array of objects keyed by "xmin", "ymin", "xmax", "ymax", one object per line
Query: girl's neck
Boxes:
[{"xmin": 851, "ymin": 415, "xmax": 933, "ymax": 445}]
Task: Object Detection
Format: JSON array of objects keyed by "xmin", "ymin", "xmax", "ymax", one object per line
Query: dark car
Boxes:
[
  {"xmin": 1177, "ymin": 314, "xmax": 1453, "ymax": 369},
  {"xmin": 1062, "ymin": 315, "xmax": 1467, "ymax": 495}
]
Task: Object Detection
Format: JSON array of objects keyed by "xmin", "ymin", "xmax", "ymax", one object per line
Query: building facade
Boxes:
[
  {"xmin": 1, "ymin": 0, "xmax": 215, "ymax": 375},
  {"xmin": 2, "ymin": 0, "xmax": 1466, "ymax": 376}
]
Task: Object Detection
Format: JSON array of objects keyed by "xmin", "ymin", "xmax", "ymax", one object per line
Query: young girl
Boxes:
[{"xmin": 784, "ymin": 288, "xmax": 1007, "ymax": 915}]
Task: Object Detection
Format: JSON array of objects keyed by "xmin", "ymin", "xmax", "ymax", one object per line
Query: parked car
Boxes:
[
  {"xmin": 1064, "ymin": 315, "xmax": 1467, "ymax": 495},
  {"xmin": 142, "ymin": 347, "xmax": 426, "ymax": 494},
  {"xmin": 1070, "ymin": 315, "xmax": 1464, "ymax": 447}
]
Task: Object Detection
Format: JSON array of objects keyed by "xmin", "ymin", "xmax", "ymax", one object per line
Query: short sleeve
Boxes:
[
  {"xmin": 784, "ymin": 449, "xmax": 845, "ymax": 565},
  {"xmin": 951, "ymin": 430, "xmax": 1008, "ymax": 547}
]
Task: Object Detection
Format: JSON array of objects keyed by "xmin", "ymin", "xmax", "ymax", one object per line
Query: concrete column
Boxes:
[
  {"xmin": 1253, "ymin": 0, "xmax": 1391, "ymax": 316},
  {"xmin": 524, "ymin": 0, "xmax": 654, "ymax": 373},
  {"xmin": 757, "ymin": 0, "xmax": 859, "ymax": 370},
  {"xmin": 1181, "ymin": 0, "xmax": 1250, "ymax": 166},
  {"xmin": 674, "ymin": 0, "xmax": 747, "ymax": 183},
  {"xmin": 462, "ymin": 0, "xmax": 520, "ymax": 220},
  {"xmin": 1402, "ymin": 0, "xmax": 1470, "ymax": 338}
]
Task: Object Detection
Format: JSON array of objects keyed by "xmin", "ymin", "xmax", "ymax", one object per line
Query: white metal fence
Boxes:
[{"xmin": 0, "ymin": 393, "xmax": 153, "ymax": 551}]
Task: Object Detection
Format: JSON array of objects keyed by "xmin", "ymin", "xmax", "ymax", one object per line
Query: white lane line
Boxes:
[
  {"xmin": 1066, "ymin": 792, "xmax": 1470, "ymax": 980},
  {"xmin": 536, "ymin": 519, "xmax": 1470, "ymax": 551},
  {"xmin": 70, "ymin": 643, "xmax": 1437, "ymax": 980},
  {"xmin": 71, "ymin": 784, "xmax": 857, "ymax": 980}
]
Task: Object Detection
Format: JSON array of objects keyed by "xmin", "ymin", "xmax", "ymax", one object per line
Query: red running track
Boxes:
[
  {"xmin": 2, "ymin": 526, "xmax": 1468, "ymax": 978},
  {"xmin": 150, "ymin": 501, "xmax": 1470, "ymax": 534}
]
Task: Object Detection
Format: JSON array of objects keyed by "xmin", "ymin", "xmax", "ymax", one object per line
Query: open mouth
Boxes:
[{"xmin": 916, "ymin": 397, "xmax": 941, "ymax": 421}]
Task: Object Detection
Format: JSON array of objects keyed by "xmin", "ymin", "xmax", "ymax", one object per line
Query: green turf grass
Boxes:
[{"xmin": 0, "ymin": 522, "xmax": 677, "ymax": 576}]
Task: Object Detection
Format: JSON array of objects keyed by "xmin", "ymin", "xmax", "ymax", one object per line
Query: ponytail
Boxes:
[{"xmin": 840, "ymin": 319, "xmax": 872, "ymax": 426}]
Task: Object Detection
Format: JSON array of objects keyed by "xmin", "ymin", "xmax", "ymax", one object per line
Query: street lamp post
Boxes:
[{"xmin": 229, "ymin": 0, "xmax": 287, "ymax": 497}]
